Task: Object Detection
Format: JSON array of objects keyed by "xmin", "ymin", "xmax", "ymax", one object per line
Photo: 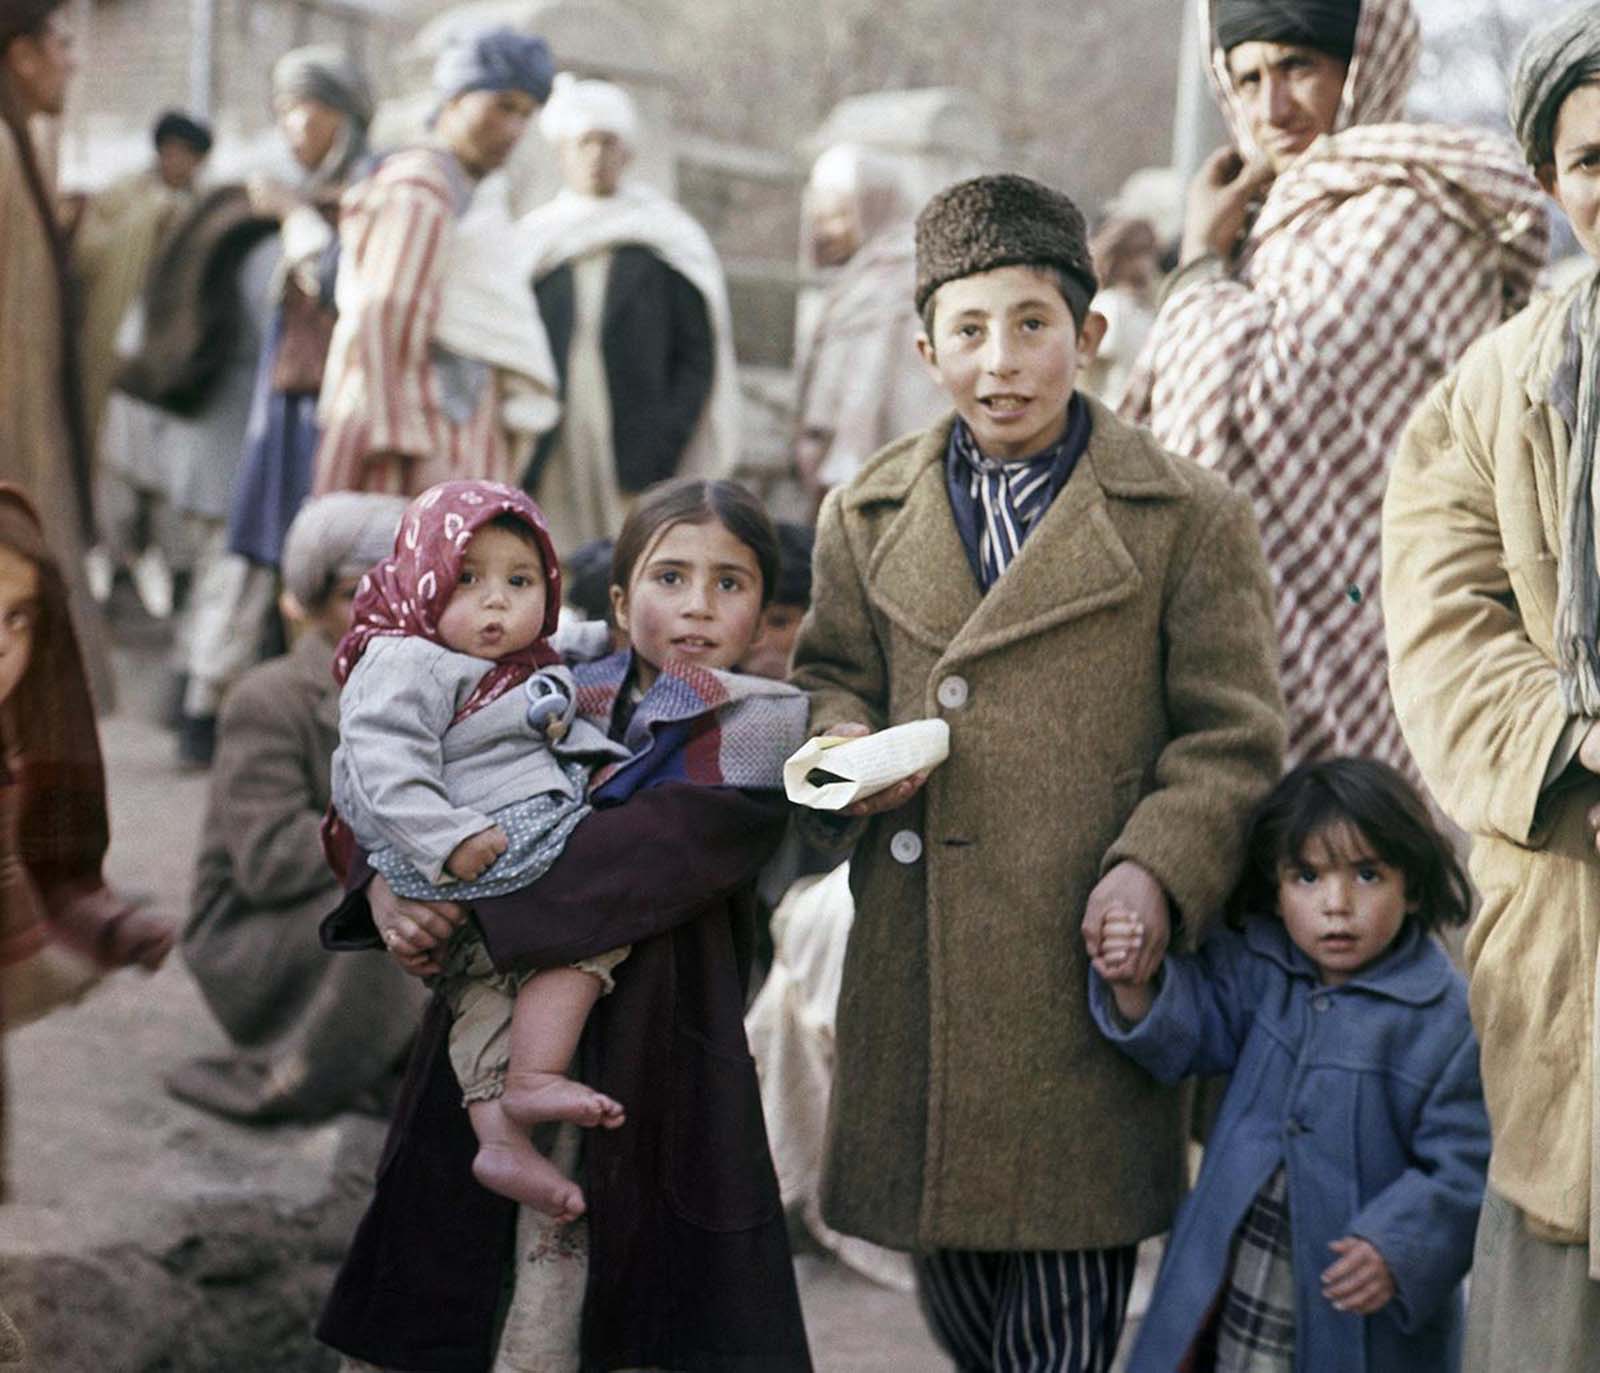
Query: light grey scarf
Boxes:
[
  {"xmin": 1557, "ymin": 279, "xmax": 1600, "ymax": 713},
  {"xmin": 1509, "ymin": 3, "xmax": 1600, "ymax": 169}
]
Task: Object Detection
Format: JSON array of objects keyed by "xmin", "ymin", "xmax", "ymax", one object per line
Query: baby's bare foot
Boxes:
[
  {"xmin": 472, "ymin": 1140, "xmax": 587, "ymax": 1222},
  {"xmin": 503, "ymin": 1071, "xmax": 626, "ymax": 1130}
]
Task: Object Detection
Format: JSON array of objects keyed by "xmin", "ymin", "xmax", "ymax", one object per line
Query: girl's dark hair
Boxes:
[
  {"xmin": 610, "ymin": 479, "xmax": 779, "ymax": 608},
  {"xmin": 1232, "ymin": 757, "xmax": 1472, "ymax": 933}
]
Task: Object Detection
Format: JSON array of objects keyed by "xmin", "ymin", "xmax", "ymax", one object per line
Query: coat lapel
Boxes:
[
  {"xmin": 860, "ymin": 420, "xmax": 984, "ymax": 655},
  {"xmin": 948, "ymin": 397, "xmax": 1183, "ymax": 664}
]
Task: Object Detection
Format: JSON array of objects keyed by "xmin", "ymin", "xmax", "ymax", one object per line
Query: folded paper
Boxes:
[{"xmin": 783, "ymin": 719, "xmax": 951, "ymax": 811}]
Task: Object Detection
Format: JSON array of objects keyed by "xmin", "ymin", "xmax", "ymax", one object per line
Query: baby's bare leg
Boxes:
[
  {"xmin": 468, "ymin": 1098, "xmax": 586, "ymax": 1221},
  {"xmin": 501, "ymin": 966, "xmax": 626, "ymax": 1131}
]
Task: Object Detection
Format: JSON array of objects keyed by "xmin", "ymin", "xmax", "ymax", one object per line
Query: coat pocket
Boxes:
[{"xmin": 664, "ymin": 1024, "xmax": 782, "ymax": 1232}]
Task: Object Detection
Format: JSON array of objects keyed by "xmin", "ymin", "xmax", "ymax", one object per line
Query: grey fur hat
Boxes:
[{"xmin": 914, "ymin": 173, "xmax": 1098, "ymax": 322}]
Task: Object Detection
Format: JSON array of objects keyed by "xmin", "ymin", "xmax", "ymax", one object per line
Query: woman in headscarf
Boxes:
[
  {"xmin": 0, "ymin": 485, "xmax": 176, "ymax": 1365},
  {"xmin": 1382, "ymin": 6, "xmax": 1600, "ymax": 1366},
  {"xmin": 171, "ymin": 46, "xmax": 374, "ymax": 768},
  {"xmin": 1124, "ymin": 0, "xmax": 1548, "ymax": 778},
  {"xmin": 312, "ymin": 26, "xmax": 560, "ymax": 500},
  {"xmin": 791, "ymin": 143, "xmax": 943, "ymax": 507}
]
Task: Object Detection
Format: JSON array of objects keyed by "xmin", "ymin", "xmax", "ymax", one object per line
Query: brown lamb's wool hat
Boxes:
[{"xmin": 914, "ymin": 173, "xmax": 1099, "ymax": 323}]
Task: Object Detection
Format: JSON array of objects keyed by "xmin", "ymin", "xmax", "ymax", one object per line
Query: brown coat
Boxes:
[
  {"xmin": 1383, "ymin": 288, "xmax": 1600, "ymax": 1267},
  {"xmin": 790, "ymin": 398, "xmax": 1286, "ymax": 1251}
]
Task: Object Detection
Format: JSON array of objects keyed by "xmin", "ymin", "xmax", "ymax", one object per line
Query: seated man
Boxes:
[{"xmin": 168, "ymin": 493, "xmax": 425, "ymax": 1121}]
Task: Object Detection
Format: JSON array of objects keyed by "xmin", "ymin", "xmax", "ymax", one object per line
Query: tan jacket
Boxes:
[
  {"xmin": 1384, "ymin": 288, "xmax": 1600, "ymax": 1268},
  {"xmin": 790, "ymin": 399, "xmax": 1286, "ymax": 1250}
]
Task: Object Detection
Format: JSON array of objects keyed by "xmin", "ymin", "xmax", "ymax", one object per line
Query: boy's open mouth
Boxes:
[
  {"xmin": 979, "ymin": 394, "xmax": 1031, "ymax": 416},
  {"xmin": 672, "ymin": 636, "xmax": 717, "ymax": 652}
]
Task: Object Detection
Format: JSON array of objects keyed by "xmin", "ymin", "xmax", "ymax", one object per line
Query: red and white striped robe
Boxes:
[
  {"xmin": 1124, "ymin": 0, "xmax": 1548, "ymax": 774},
  {"xmin": 313, "ymin": 149, "xmax": 515, "ymax": 497}
]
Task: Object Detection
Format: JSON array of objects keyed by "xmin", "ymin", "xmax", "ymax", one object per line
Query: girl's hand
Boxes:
[
  {"xmin": 1322, "ymin": 1237, "xmax": 1395, "ymax": 1315},
  {"xmin": 371, "ymin": 874, "xmax": 465, "ymax": 976},
  {"xmin": 446, "ymin": 825, "xmax": 509, "ymax": 881}
]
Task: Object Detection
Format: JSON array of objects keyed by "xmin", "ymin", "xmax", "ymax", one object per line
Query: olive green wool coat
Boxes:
[{"xmin": 791, "ymin": 399, "xmax": 1286, "ymax": 1252}]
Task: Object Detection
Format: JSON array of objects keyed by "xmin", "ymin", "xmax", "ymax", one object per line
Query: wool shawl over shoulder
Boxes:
[{"xmin": 1123, "ymin": 0, "xmax": 1548, "ymax": 772}]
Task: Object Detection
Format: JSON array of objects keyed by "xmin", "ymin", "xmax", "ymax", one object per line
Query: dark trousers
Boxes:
[{"xmin": 914, "ymin": 1245, "xmax": 1138, "ymax": 1373}]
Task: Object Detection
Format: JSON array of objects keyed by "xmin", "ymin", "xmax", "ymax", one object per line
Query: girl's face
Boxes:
[
  {"xmin": 1276, "ymin": 820, "xmax": 1416, "ymax": 986},
  {"xmin": 437, "ymin": 525, "xmax": 548, "ymax": 661},
  {"xmin": 610, "ymin": 518, "xmax": 765, "ymax": 693},
  {"xmin": 0, "ymin": 545, "xmax": 39, "ymax": 708}
]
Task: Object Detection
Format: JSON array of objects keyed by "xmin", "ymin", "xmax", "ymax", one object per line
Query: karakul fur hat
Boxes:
[{"xmin": 914, "ymin": 173, "xmax": 1098, "ymax": 322}]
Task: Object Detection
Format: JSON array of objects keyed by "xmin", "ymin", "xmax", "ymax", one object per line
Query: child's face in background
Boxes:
[
  {"xmin": 916, "ymin": 265, "xmax": 1103, "ymax": 462},
  {"xmin": 0, "ymin": 545, "xmax": 39, "ymax": 708},
  {"xmin": 739, "ymin": 602, "xmax": 806, "ymax": 681},
  {"xmin": 437, "ymin": 525, "xmax": 548, "ymax": 661},
  {"xmin": 1276, "ymin": 821, "xmax": 1416, "ymax": 986},
  {"xmin": 611, "ymin": 518, "xmax": 765, "ymax": 692}
]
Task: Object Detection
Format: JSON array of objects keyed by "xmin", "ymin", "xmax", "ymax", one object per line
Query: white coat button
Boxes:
[
  {"xmin": 890, "ymin": 830, "xmax": 924, "ymax": 865},
  {"xmin": 1312, "ymin": 995, "xmax": 1331, "ymax": 1013},
  {"xmin": 936, "ymin": 675, "xmax": 970, "ymax": 711}
]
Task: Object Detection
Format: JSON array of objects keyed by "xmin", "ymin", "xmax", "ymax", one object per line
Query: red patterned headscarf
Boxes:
[{"xmin": 332, "ymin": 480, "xmax": 562, "ymax": 721}]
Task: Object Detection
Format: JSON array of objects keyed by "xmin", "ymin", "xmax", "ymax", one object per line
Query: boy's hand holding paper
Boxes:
[{"xmin": 784, "ymin": 719, "xmax": 951, "ymax": 813}]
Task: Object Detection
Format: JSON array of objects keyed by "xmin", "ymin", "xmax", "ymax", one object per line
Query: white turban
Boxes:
[{"xmin": 538, "ymin": 73, "xmax": 638, "ymax": 149}]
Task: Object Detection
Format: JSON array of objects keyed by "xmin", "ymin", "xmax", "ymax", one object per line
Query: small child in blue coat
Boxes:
[{"xmin": 1086, "ymin": 758, "xmax": 1489, "ymax": 1373}]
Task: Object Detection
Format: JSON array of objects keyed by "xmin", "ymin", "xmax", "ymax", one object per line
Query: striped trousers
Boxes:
[{"xmin": 914, "ymin": 1244, "xmax": 1138, "ymax": 1373}]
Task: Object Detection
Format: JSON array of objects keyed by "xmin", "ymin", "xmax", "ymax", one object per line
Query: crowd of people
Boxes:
[{"xmin": 2, "ymin": 0, "xmax": 1600, "ymax": 1369}]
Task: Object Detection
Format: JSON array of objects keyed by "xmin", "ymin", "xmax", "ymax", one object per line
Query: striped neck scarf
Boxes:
[{"xmin": 948, "ymin": 403, "xmax": 1085, "ymax": 588}]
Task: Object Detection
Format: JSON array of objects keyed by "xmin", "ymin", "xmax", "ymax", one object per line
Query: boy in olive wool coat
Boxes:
[{"xmin": 789, "ymin": 173, "xmax": 1287, "ymax": 1371}]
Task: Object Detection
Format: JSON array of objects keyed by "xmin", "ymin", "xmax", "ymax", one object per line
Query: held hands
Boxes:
[
  {"xmin": 1082, "ymin": 862, "xmax": 1169, "ymax": 1023},
  {"xmin": 447, "ymin": 825, "xmax": 508, "ymax": 882},
  {"xmin": 370, "ymin": 874, "xmax": 466, "ymax": 976},
  {"xmin": 1179, "ymin": 147, "xmax": 1275, "ymax": 266},
  {"xmin": 1322, "ymin": 1237, "xmax": 1396, "ymax": 1315},
  {"xmin": 826, "ymin": 723, "xmax": 930, "ymax": 818}
]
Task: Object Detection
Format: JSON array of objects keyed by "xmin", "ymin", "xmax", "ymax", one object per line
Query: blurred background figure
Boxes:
[
  {"xmin": 312, "ymin": 26, "xmax": 558, "ymax": 502},
  {"xmin": 167, "ymin": 493, "xmax": 426, "ymax": 1123},
  {"xmin": 520, "ymin": 75, "xmax": 739, "ymax": 555},
  {"xmin": 0, "ymin": 0, "xmax": 115, "ymax": 708},
  {"xmin": 1082, "ymin": 215, "xmax": 1159, "ymax": 408},
  {"xmin": 77, "ymin": 109, "xmax": 210, "ymax": 618},
  {"xmin": 173, "ymin": 46, "xmax": 374, "ymax": 770},
  {"xmin": 792, "ymin": 143, "xmax": 944, "ymax": 510}
]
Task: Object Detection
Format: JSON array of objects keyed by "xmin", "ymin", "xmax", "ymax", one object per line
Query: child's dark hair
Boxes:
[
  {"xmin": 611, "ymin": 479, "xmax": 779, "ymax": 608},
  {"xmin": 1232, "ymin": 758, "xmax": 1472, "ymax": 933},
  {"xmin": 919, "ymin": 262, "xmax": 1091, "ymax": 343},
  {"xmin": 486, "ymin": 510, "xmax": 546, "ymax": 554}
]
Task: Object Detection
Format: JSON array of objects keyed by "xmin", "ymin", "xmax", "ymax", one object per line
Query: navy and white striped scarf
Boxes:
[{"xmin": 945, "ymin": 398, "xmax": 1090, "ymax": 590}]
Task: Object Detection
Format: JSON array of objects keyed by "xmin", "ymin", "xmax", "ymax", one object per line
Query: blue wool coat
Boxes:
[{"xmin": 1090, "ymin": 919, "xmax": 1488, "ymax": 1373}]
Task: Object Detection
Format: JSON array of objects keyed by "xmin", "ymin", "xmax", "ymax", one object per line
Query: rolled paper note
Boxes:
[{"xmin": 783, "ymin": 718, "xmax": 951, "ymax": 810}]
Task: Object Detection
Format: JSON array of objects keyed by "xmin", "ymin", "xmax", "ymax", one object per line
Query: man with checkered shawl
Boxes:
[{"xmin": 1125, "ymin": 0, "xmax": 1548, "ymax": 775}]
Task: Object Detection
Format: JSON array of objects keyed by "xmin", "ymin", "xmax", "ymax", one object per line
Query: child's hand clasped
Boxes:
[
  {"xmin": 1088, "ymin": 910, "xmax": 1146, "ymax": 983},
  {"xmin": 1322, "ymin": 1236, "xmax": 1395, "ymax": 1315},
  {"xmin": 447, "ymin": 825, "xmax": 509, "ymax": 882}
]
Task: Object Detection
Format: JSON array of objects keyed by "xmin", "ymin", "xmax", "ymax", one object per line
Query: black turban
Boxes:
[
  {"xmin": 151, "ymin": 110, "xmax": 213, "ymax": 156},
  {"xmin": 1215, "ymin": 0, "xmax": 1362, "ymax": 62}
]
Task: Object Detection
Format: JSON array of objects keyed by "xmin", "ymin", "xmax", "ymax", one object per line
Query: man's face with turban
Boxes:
[
  {"xmin": 440, "ymin": 88, "xmax": 539, "ymax": 179},
  {"xmin": 558, "ymin": 129, "xmax": 631, "ymax": 198},
  {"xmin": 1226, "ymin": 40, "xmax": 1348, "ymax": 172},
  {"xmin": 1539, "ymin": 80, "xmax": 1600, "ymax": 263},
  {"xmin": 275, "ymin": 95, "xmax": 345, "ymax": 173}
]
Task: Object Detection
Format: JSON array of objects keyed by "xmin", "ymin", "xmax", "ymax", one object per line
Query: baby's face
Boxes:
[{"xmin": 437, "ymin": 524, "xmax": 548, "ymax": 661}]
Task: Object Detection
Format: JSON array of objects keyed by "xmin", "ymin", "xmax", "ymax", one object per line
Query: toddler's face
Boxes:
[
  {"xmin": 611, "ymin": 518, "xmax": 764, "ymax": 692},
  {"xmin": 1276, "ymin": 821, "xmax": 1415, "ymax": 986},
  {"xmin": 437, "ymin": 525, "xmax": 548, "ymax": 661}
]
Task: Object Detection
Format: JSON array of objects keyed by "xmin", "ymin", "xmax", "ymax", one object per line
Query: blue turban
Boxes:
[{"xmin": 432, "ymin": 26, "xmax": 555, "ymax": 106}]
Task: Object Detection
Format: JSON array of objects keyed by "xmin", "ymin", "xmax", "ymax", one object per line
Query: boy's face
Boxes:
[
  {"xmin": 916, "ymin": 266, "xmax": 1104, "ymax": 462},
  {"xmin": 1539, "ymin": 81, "xmax": 1600, "ymax": 263}
]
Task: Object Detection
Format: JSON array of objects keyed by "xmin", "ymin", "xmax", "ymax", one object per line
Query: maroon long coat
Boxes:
[{"xmin": 316, "ymin": 783, "xmax": 812, "ymax": 1373}]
